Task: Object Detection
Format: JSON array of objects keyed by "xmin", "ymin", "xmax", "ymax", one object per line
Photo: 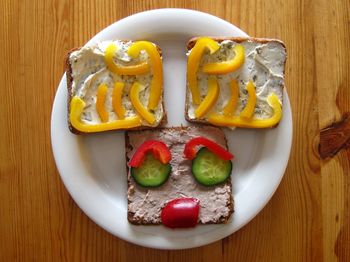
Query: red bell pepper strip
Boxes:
[
  {"xmin": 161, "ymin": 197, "xmax": 200, "ymax": 228},
  {"xmin": 184, "ymin": 137, "xmax": 234, "ymax": 161},
  {"xmin": 129, "ymin": 140, "xmax": 171, "ymax": 167}
]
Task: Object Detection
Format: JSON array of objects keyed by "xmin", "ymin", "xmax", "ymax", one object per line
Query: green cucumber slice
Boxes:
[
  {"xmin": 131, "ymin": 153, "xmax": 171, "ymax": 187},
  {"xmin": 192, "ymin": 147, "xmax": 232, "ymax": 186}
]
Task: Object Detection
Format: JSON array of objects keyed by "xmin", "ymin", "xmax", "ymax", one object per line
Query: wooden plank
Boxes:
[{"xmin": 314, "ymin": 0, "xmax": 350, "ymax": 261}]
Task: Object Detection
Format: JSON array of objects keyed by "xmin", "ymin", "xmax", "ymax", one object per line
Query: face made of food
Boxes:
[{"xmin": 126, "ymin": 126, "xmax": 234, "ymax": 226}]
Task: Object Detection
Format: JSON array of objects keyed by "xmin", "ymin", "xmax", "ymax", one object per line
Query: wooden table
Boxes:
[{"xmin": 1, "ymin": 0, "xmax": 349, "ymax": 261}]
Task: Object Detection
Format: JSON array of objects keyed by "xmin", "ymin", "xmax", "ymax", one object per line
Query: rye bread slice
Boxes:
[
  {"xmin": 185, "ymin": 37, "xmax": 287, "ymax": 128},
  {"xmin": 125, "ymin": 126, "xmax": 234, "ymax": 225},
  {"xmin": 66, "ymin": 41, "xmax": 167, "ymax": 134}
]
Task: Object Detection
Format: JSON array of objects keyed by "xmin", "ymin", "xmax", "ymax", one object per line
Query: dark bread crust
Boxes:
[
  {"xmin": 185, "ymin": 37, "xmax": 287, "ymax": 128},
  {"xmin": 66, "ymin": 48, "xmax": 82, "ymax": 134},
  {"xmin": 125, "ymin": 125, "xmax": 234, "ymax": 225},
  {"xmin": 66, "ymin": 41, "xmax": 167, "ymax": 135},
  {"xmin": 186, "ymin": 36, "xmax": 286, "ymax": 50}
]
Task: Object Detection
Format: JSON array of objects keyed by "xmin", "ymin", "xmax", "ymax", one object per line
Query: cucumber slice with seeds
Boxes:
[
  {"xmin": 192, "ymin": 147, "xmax": 232, "ymax": 186},
  {"xmin": 131, "ymin": 153, "xmax": 171, "ymax": 187}
]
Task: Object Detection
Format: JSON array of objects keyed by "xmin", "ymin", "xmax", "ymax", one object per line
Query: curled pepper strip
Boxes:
[
  {"xmin": 184, "ymin": 136, "xmax": 234, "ymax": 161},
  {"xmin": 129, "ymin": 140, "xmax": 172, "ymax": 167},
  {"xmin": 130, "ymin": 82, "xmax": 156, "ymax": 125},
  {"xmin": 202, "ymin": 44, "xmax": 245, "ymax": 74},
  {"xmin": 112, "ymin": 82, "xmax": 126, "ymax": 119},
  {"xmin": 222, "ymin": 80, "xmax": 239, "ymax": 116},
  {"xmin": 187, "ymin": 37, "xmax": 220, "ymax": 105},
  {"xmin": 96, "ymin": 83, "xmax": 109, "ymax": 122},
  {"xmin": 207, "ymin": 93, "xmax": 282, "ymax": 128},
  {"xmin": 195, "ymin": 77, "xmax": 219, "ymax": 118},
  {"xmin": 104, "ymin": 43, "xmax": 149, "ymax": 75},
  {"xmin": 69, "ymin": 96, "xmax": 142, "ymax": 132},
  {"xmin": 127, "ymin": 41, "xmax": 163, "ymax": 110},
  {"xmin": 240, "ymin": 80, "xmax": 256, "ymax": 119}
]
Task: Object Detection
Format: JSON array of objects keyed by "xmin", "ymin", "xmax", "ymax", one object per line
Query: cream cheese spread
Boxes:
[
  {"xmin": 187, "ymin": 40, "xmax": 286, "ymax": 120},
  {"xmin": 69, "ymin": 40, "xmax": 163, "ymax": 126}
]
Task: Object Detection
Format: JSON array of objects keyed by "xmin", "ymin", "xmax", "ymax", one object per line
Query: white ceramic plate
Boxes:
[{"xmin": 51, "ymin": 9, "xmax": 292, "ymax": 249}]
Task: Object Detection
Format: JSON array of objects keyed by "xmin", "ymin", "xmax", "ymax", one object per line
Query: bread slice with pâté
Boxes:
[{"xmin": 125, "ymin": 125, "xmax": 234, "ymax": 225}]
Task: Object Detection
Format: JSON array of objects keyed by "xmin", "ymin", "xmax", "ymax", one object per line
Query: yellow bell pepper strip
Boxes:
[
  {"xmin": 112, "ymin": 82, "xmax": 126, "ymax": 119},
  {"xmin": 202, "ymin": 44, "xmax": 245, "ymax": 74},
  {"xmin": 240, "ymin": 80, "xmax": 257, "ymax": 119},
  {"xmin": 207, "ymin": 93, "xmax": 282, "ymax": 128},
  {"xmin": 195, "ymin": 77, "xmax": 219, "ymax": 118},
  {"xmin": 69, "ymin": 97, "xmax": 142, "ymax": 132},
  {"xmin": 96, "ymin": 83, "xmax": 109, "ymax": 122},
  {"xmin": 127, "ymin": 41, "xmax": 163, "ymax": 110},
  {"xmin": 104, "ymin": 43, "xmax": 149, "ymax": 75},
  {"xmin": 187, "ymin": 37, "xmax": 220, "ymax": 105},
  {"xmin": 130, "ymin": 82, "xmax": 156, "ymax": 125},
  {"xmin": 222, "ymin": 80, "xmax": 239, "ymax": 116}
]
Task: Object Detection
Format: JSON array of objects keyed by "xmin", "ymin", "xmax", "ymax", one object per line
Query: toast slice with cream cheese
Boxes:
[
  {"xmin": 185, "ymin": 37, "xmax": 286, "ymax": 128},
  {"xmin": 66, "ymin": 40, "xmax": 166, "ymax": 134}
]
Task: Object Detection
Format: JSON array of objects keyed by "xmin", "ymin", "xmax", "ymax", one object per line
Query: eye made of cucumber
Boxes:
[
  {"xmin": 131, "ymin": 153, "xmax": 171, "ymax": 187},
  {"xmin": 191, "ymin": 147, "xmax": 232, "ymax": 186}
]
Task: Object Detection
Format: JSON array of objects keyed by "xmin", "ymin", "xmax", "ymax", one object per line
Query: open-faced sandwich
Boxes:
[
  {"xmin": 64, "ymin": 35, "xmax": 287, "ymax": 228},
  {"xmin": 66, "ymin": 40, "xmax": 166, "ymax": 134},
  {"xmin": 125, "ymin": 126, "xmax": 234, "ymax": 228},
  {"xmin": 185, "ymin": 37, "xmax": 286, "ymax": 128}
]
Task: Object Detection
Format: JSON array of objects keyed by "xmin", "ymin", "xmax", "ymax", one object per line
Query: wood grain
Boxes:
[{"xmin": 0, "ymin": 0, "xmax": 349, "ymax": 261}]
